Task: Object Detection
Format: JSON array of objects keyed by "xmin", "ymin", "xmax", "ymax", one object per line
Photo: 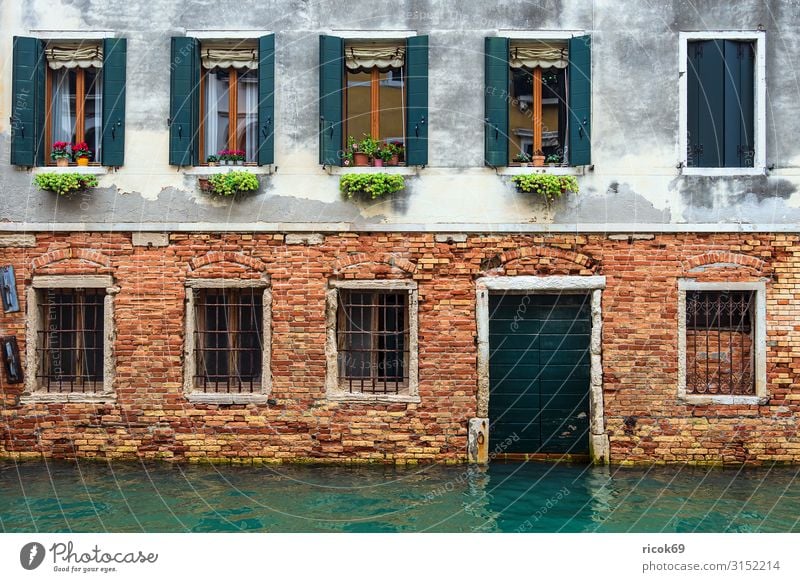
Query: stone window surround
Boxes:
[
  {"xmin": 183, "ymin": 277, "xmax": 272, "ymax": 405},
  {"xmin": 22, "ymin": 275, "xmax": 117, "ymax": 403},
  {"xmin": 677, "ymin": 280, "xmax": 767, "ymax": 405},
  {"xmin": 474, "ymin": 275, "xmax": 608, "ymax": 464},
  {"xmin": 678, "ymin": 30, "xmax": 767, "ymax": 176},
  {"xmin": 325, "ymin": 279, "xmax": 420, "ymax": 403}
]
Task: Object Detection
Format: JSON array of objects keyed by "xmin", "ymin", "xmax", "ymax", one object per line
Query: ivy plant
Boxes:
[
  {"xmin": 339, "ymin": 173, "xmax": 405, "ymax": 200},
  {"xmin": 510, "ymin": 174, "xmax": 579, "ymax": 205},
  {"xmin": 34, "ymin": 173, "xmax": 99, "ymax": 196},
  {"xmin": 203, "ymin": 171, "xmax": 260, "ymax": 197}
]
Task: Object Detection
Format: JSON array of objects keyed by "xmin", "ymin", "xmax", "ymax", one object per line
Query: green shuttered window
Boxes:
[
  {"xmin": 318, "ymin": 35, "xmax": 344, "ymax": 166},
  {"xmin": 102, "ymin": 38, "xmax": 127, "ymax": 167},
  {"xmin": 169, "ymin": 37, "xmax": 199, "ymax": 166},
  {"xmin": 11, "ymin": 37, "xmax": 46, "ymax": 167},
  {"xmin": 687, "ymin": 39, "xmax": 755, "ymax": 168},
  {"xmin": 484, "ymin": 37, "xmax": 509, "ymax": 167}
]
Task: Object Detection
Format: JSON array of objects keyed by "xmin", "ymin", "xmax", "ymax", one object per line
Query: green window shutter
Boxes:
[
  {"xmin": 484, "ymin": 37, "xmax": 509, "ymax": 167},
  {"xmin": 568, "ymin": 35, "xmax": 592, "ymax": 166},
  {"xmin": 319, "ymin": 35, "xmax": 343, "ymax": 166},
  {"xmin": 101, "ymin": 37, "xmax": 127, "ymax": 167},
  {"xmin": 10, "ymin": 36, "xmax": 45, "ymax": 166},
  {"xmin": 686, "ymin": 41, "xmax": 702, "ymax": 167},
  {"xmin": 688, "ymin": 40, "xmax": 725, "ymax": 167},
  {"xmin": 169, "ymin": 37, "xmax": 199, "ymax": 166},
  {"xmin": 257, "ymin": 34, "xmax": 275, "ymax": 166},
  {"xmin": 405, "ymin": 35, "xmax": 429, "ymax": 166},
  {"xmin": 723, "ymin": 40, "xmax": 755, "ymax": 168}
]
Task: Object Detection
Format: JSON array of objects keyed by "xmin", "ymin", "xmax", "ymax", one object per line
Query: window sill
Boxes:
[
  {"xmin": 32, "ymin": 166, "xmax": 108, "ymax": 176},
  {"xmin": 680, "ymin": 167, "xmax": 766, "ymax": 177},
  {"xmin": 19, "ymin": 392, "xmax": 116, "ymax": 404},
  {"xmin": 186, "ymin": 393, "xmax": 271, "ymax": 405},
  {"xmin": 678, "ymin": 394, "xmax": 767, "ymax": 405},
  {"xmin": 326, "ymin": 391, "xmax": 420, "ymax": 404},
  {"xmin": 183, "ymin": 166, "xmax": 274, "ymax": 176},
  {"xmin": 328, "ymin": 166, "xmax": 417, "ymax": 176},
  {"xmin": 496, "ymin": 165, "xmax": 585, "ymax": 176}
]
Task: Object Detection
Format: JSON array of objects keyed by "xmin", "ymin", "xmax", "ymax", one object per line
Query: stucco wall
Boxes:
[{"xmin": 1, "ymin": 0, "xmax": 800, "ymax": 229}]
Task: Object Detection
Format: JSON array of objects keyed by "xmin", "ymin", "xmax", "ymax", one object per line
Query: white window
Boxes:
[
  {"xmin": 679, "ymin": 31, "xmax": 766, "ymax": 175},
  {"xmin": 325, "ymin": 280, "xmax": 419, "ymax": 402},
  {"xmin": 24, "ymin": 275, "xmax": 116, "ymax": 402},
  {"xmin": 677, "ymin": 280, "xmax": 767, "ymax": 404},
  {"xmin": 183, "ymin": 278, "xmax": 271, "ymax": 404}
]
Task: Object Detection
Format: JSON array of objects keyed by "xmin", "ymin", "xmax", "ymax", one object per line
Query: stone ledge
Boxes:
[
  {"xmin": 19, "ymin": 393, "xmax": 116, "ymax": 404},
  {"xmin": 678, "ymin": 395, "xmax": 768, "ymax": 406},
  {"xmin": 0, "ymin": 234, "xmax": 36, "ymax": 247},
  {"xmin": 132, "ymin": 232, "xmax": 169, "ymax": 247},
  {"xmin": 285, "ymin": 233, "xmax": 325, "ymax": 246},
  {"xmin": 185, "ymin": 393, "xmax": 271, "ymax": 405},
  {"xmin": 326, "ymin": 391, "xmax": 420, "ymax": 404},
  {"xmin": 435, "ymin": 234, "xmax": 468, "ymax": 244}
]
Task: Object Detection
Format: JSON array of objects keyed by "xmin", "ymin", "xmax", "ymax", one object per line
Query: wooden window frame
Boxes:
[
  {"xmin": 344, "ymin": 64, "xmax": 407, "ymax": 150},
  {"xmin": 199, "ymin": 67, "xmax": 257, "ymax": 165},
  {"xmin": 44, "ymin": 66, "xmax": 102, "ymax": 166}
]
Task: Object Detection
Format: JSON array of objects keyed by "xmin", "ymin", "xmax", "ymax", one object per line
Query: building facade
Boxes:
[{"xmin": 1, "ymin": 0, "xmax": 799, "ymax": 465}]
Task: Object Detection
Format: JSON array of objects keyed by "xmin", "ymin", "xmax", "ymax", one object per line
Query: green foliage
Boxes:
[
  {"xmin": 358, "ymin": 135, "xmax": 379, "ymax": 158},
  {"xmin": 513, "ymin": 152, "xmax": 531, "ymax": 163},
  {"xmin": 340, "ymin": 173, "xmax": 405, "ymax": 200},
  {"xmin": 510, "ymin": 173, "xmax": 579, "ymax": 204},
  {"xmin": 34, "ymin": 172, "xmax": 99, "ymax": 196},
  {"xmin": 204, "ymin": 171, "xmax": 260, "ymax": 197}
]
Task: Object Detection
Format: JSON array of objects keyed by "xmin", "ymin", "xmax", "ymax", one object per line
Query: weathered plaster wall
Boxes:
[{"xmin": 2, "ymin": 0, "xmax": 800, "ymax": 228}]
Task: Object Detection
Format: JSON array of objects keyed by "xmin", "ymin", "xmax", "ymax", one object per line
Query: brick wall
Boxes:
[{"xmin": 1, "ymin": 232, "xmax": 798, "ymax": 465}]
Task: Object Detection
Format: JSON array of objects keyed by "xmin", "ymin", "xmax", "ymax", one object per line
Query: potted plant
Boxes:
[
  {"xmin": 347, "ymin": 136, "xmax": 369, "ymax": 167},
  {"xmin": 34, "ymin": 173, "xmax": 99, "ymax": 196},
  {"xmin": 51, "ymin": 141, "xmax": 72, "ymax": 167},
  {"xmin": 232, "ymin": 150, "xmax": 246, "ymax": 166},
  {"xmin": 340, "ymin": 173, "xmax": 405, "ymax": 200},
  {"xmin": 385, "ymin": 142, "xmax": 401, "ymax": 166},
  {"xmin": 358, "ymin": 135, "xmax": 379, "ymax": 166},
  {"xmin": 531, "ymin": 149, "xmax": 545, "ymax": 167},
  {"xmin": 72, "ymin": 142, "xmax": 92, "ymax": 166},
  {"xmin": 200, "ymin": 170, "xmax": 260, "ymax": 197},
  {"xmin": 546, "ymin": 154, "xmax": 562, "ymax": 167},
  {"xmin": 513, "ymin": 152, "xmax": 531, "ymax": 167},
  {"xmin": 510, "ymin": 174, "xmax": 579, "ymax": 206},
  {"xmin": 207, "ymin": 155, "xmax": 218, "ymax": 167},
  {"xmin": 374, "ymin": 146, "xmax": 394, "ymax": 168},
  {"xmin": 217, "ymin": 150, "xmax": 230, "ymax": 165}
]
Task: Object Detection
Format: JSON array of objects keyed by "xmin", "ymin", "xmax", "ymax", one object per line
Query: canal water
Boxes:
[{"xmin": 1, "ymin": 461, "xmax": 798, "ymax": 532}]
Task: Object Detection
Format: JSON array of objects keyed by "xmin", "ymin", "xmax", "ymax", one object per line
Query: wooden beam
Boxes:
[
  {"xmin": 228, "ymin": 68, "xmax": 238, "ymax": 151},
  {"xmin": 370, "ymin": 68, "xmax": 380, "ymax": 138},
  {"xmin": 75, "ymin": 68, "xmax": 85, "ymax": 144},
  {"xmin": 532, "ymin": 66, "xmax": 542, "ymax": 153},
  {"xmin": 198, "ymin": 68, "xmax": 205, "ymax": 162},
  {"xmin": 44, "ymin": 68, "xmax": 52, "ymax": 164}
]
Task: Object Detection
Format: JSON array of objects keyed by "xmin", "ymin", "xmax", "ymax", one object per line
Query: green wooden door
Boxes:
[{"xmin": 488, "ymin": 293, "xmax": 591, "ymax": 455}]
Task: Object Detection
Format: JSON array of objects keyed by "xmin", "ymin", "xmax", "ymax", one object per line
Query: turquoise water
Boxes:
[{"xmin": 1, "ymin": 461, "xmax": 799, "ymax": 532}]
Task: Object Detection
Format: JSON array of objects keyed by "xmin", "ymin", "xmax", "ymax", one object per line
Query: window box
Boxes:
[
  {"xmin": 197, "ymin": 170, "xmax": 261, "ymax": 198},
  {"xmin": 339, "ymin": 173, "xmax": 405, "ymax": 200},
  {"xmin": 510, "ymin": 173, "xmax": 579, "ymax": 205},
  {"xmin": 325, "ymin": 280, "xmax": 419, "ymax": 403},
  {"xmin": 33, "ymin": 172, "xmax": 100, "ymax": 196}
]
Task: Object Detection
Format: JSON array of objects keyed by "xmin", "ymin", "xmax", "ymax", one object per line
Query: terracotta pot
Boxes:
[
  {"xmin": 388, "ymin": 154, "xmax": 399, "ymax": 166},
  {"xmin": 76, "ymin": 157, "xmax": 89, "ymax": 166},
  {"xmin": 198, "ymin": 178, "xmax": 211, "ymax": 191},
  {"xmin": 373, "ymin": 158, "xmax": 384, "ymax": 167},
  {"xmin": 532, "ymin": 155, "xmax": 545, "ymax": 167},
  {"xmin": 208, "ymin": 161, "xmax": 217, "ymax": 167},
  {"xmin": 56, "ymin": 158, "xmax": 69, "ymax": 167},
  {"xmin": 353, "ymin": 152, "xmax": 369, "ymax": 166}
]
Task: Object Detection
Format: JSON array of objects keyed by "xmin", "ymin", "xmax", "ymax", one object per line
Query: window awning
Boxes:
[
  {"xmin": 509, "ymin": 41, "xmax": 568, "ymax": 69},
  {"xmin": 45, "ymin": 44, "xmax": 103, "ymax": 69},
  {"xmin": 201, "ymin": 45, "xmax": 258, "ymax": 70},
  {"xmin": 345, "ymin": 44, "xmax": 405, "ymax": 71}
]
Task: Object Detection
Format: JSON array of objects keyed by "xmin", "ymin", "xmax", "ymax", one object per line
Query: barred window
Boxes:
[
  {"xmin": 193, "ymin": 288, "xmax": 263, "ymax": 393},
  {"xmin": 36, "ymin": 288, "xmax": 105, "ymax": 393},
  {"xmin": 336, "ymin": 289, "xmax": 409, "ymax": 394},
  {"xmin": 685, "ymin": 290, "xmax": 754, "ymax": 395}
]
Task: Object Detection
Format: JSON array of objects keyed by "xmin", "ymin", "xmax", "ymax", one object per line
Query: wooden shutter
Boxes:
[
  {"xmin": 687, "ymin": 40, "xmax": 724, "ymax": 167},
  {"xmin": 319, "ymin": 34, "xmax": 343, "ymax": 165},
  {"xmin": 724, "ymin": 40, "xmax": 755, "ymax": 168},
  {"xmin": 484, "ymin": 37, "xmax": 509, "ymax": 167},
  {"xmin": 568, "ymin": 35, "xmax": 592, "ymax": 166},
  {"xmin": 169, "ymin": 36, "xmax": 199, "ymax": 166},
  {"xmin": 257, "ymin": 34, "xmax": 276, "ymax": 166},
  {"xmin": 1, "ymin": 266, "xmax": 20, "ymax": 313},
  {"xmin": 405, "ymin": 35, "xmax": 429, "ymax": 166},
  {"xmin": 101, "ymin": 37, "xmax": 127, "ymax": 167},
  {"xmin": 10, "ymin": 36, "xmax": 45, "ymax": 167}
]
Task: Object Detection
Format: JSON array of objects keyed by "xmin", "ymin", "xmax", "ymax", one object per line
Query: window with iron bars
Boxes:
[
  {"xmin": 336, "ymin": 289, "xmax": 409, "ymax": 394},
  {"xmin": 36, "ymin": 288, "xmax": 105, "ymax": 393},
  {"xmin": 193, "ymin": 288, "xmax": 263, "ymax": 393},
  {"xmin": 685, "ymin": 290, "xmax": 754, "ymax": 395}
]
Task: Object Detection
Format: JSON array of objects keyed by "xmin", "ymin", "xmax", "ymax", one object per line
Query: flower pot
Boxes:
[
  {"xmin": 373, "ymin": 158, "xmax": 384, "ymax": 167},
  {"xmin": 198, "ymin": 178, "xmax": 211, "ymax": 191},
  {"xmin": 235, "ymin": 160, "xmax": 243, "ymax": 166},
  {"xmin": 56, "ymin": 158, "xmax": 69, "ymax": 168},
  {"xmin": 208, "ymin": 161, "xmax": 217, "ymax": 167},
  {"xmin": 388, "ymin": 154, "xmax": 399, "ymax": 166},
  {"xmin": 532, "ymin": 155, "xmax": 545, "ymax": 167},
  {"xmin": 353, "ymin": 152, "xmax": 369, "ymax": 167},
  {"xmin": 76, "ymin": 157, "xmax": 89, "ymax": 167}
]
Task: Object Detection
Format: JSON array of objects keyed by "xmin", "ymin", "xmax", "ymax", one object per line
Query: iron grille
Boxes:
[
  {"xmin": 685, "ymin": 290, "xmax": 754, "ymax": 395},
  {"xmin": 337, "ymin": 290, "xmax": 409, "ymax": 394},
  {"xmin": 194, "ymin": 288, "xmax": 263, "ymax": 393},
  {"xmin": 36, "ymin": 288, "xmax": 105, "ymax": 392}
]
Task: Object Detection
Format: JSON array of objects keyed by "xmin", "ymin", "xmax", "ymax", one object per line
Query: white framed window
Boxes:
[
  {"xmin": 677, "ymin": 280, "xmax": 767, "ymax": 404},
  {"xmin": 678, "ymin": 31, "xmax": 766, "ymax": 175},
  {"xmin": 183, "ymin": 278, "xmax": 271, "ymax": 404},
  {"xmin": 325, "ymin": 279, "xmax": 419, "ymax": 403},
  {"xmin": 23, "ymin": 275, "xmax": 116, "ymax": 402}
]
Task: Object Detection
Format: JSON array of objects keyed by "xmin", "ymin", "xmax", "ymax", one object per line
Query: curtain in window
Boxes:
[
  {"xmin": 51, "ymin": 69, "xmax": 75, "ymax": 143},
  {"xmin": 239, "ymin": 70, "xmax": 258, "ymax": 161}
]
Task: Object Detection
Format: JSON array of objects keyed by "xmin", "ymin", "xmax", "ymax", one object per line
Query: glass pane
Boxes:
[
  {"xmin": 236, "ymin": 68, "xmax": 258, "ymax": 162},
  {"xmin": 508, "ymin": 67, "xmax": 567, "ymax": 164},
  {"xmin": 509, "ymin": 67, "xmax": 532, "ymax": 163},
  {"xmin": 541, "ymin": 68, "xmax": 565, "ymax": 162},
  {"xmin": 204, "ymin": 69, "xmax": 230, "ymax": 161},
  {"xmin": 378, "ymin": 68, "xmax": 404, "ymax": 146},
  {"xmin": 84, "ymin": 67, "xmax": 103, "ymax": 161},
  {"xmin": 345, "ymin": 70, "xmax": 371, "ymax": 142},
  {"xmin": 50, "ymin": 69, "xmax": 77, "ymax": 145}
]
